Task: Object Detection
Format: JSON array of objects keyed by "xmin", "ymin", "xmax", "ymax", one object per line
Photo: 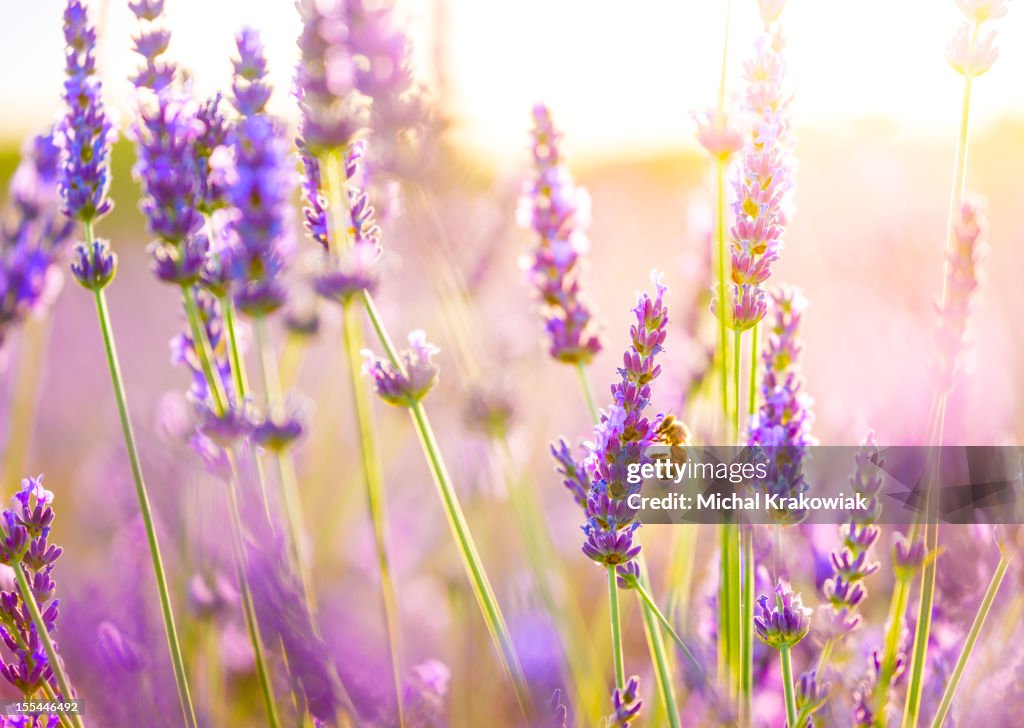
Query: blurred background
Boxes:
[{"xmin": 1, "ymin": 0, "xmax": 1023, "ymax": 725}]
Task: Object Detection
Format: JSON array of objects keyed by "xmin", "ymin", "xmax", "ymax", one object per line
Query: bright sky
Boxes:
[{"xmin": 3, "ymin": 1, "xmax": 1023, "ymax": 159}]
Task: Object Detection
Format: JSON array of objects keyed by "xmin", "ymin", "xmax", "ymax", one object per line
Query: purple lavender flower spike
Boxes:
[
  {"xmin": 57, "ymin": 0, "xmax": 116, "ymax": 223},
  {"xmin": 718, "ymin": 18, "xmax": 795, "ymax": 330},
  {"xmin": 608, "ymin": 675, "xmax": 642, "ymax": 727},
  {"xmin": 232, "ymin": 28, "xmax": 273, "ymax": 117},
  {"xmin": 195, "ymin": 95, "xmax": 230, "ymax": 216},
  {"xmin": 936, "ymin": 193, "xmax": 986, "ymax": 390},
  {"xmin": 0, "ymin": 477, "xmax": 72, "ymax": 700},
  {"xmin": 575, "ymin": 272, "xmax": 669, "ymax": 568},
  {"xmin": 0, "ymin": 131, "xmax": 74, "ymax": 343},
  {"xmin": 748, "ymin": 288, "xmax": 815, "ymax": 524},
  {"xmin": 795, "ymin": 669, "xmax": 831, "ymax": 720},
  {"xmin": 551, "ymin": 439, "xmax": 590, "ymax": 511},
  {"xmin": 891, "ymin": 532, "xmax": 926, "ymax": 579},
  {"xmin": 519, "ymin": 104, "xmax": 602, "ymax": 364},
  {"xmin": 226, "ymin": 113, "xmax": 293, "ymax": 316},
  {"xmin": 362, "ymin": 330, "xmax": 440, "ymax": 407},
  {"xmin": 753, "ymin": 579, "xmax": 812, "ymax": 649},
  {"xmin": 295, "ymin": 0, "xmax": 366, "ymax": 153}
]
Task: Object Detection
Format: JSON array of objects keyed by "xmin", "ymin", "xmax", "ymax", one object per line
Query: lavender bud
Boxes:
[
  {"xmin": 754, "ymin": 579, "xmax": 812, "ymax": 649},
  {"xmin": 70, "ymin": 238, "xmax": 117, "ymax": 291},
  {"xmin": 362, "ymin": 330, "xmax": 440, "ymax": 407}
]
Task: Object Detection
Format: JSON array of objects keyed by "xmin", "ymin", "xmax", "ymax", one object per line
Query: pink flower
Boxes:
[
  {"xmin": 694, "ymin": 109, "xmax": 744, "ymax": 160},
  {"xmin": 955, "ymin": 0, "xmax": 1009, "ymax": 23},
  {"xmin": 947, "ymin": 25, "xmax": 1000, "ymax": 76}
]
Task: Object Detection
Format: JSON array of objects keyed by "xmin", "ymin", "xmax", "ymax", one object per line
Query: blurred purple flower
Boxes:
[
  {"xmin": 519, "ymin": 104, "xmax": 601, "ymax": 365},
  {"xmin": 0, "ymin": 132, "xmax": 74, "ymax": 343},
  {"xmin": 608, "ymin": 675, "xmax": 642, "ymax": 727},
  {"xmin": 231, "ymin": 28, "xmax": 273, "ymax": 118},
  {"xmin": 362, "ymin": 330, "xmax": 440, "ymax": 407}
]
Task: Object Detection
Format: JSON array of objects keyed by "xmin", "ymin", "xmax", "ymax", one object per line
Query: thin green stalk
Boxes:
[
  {"xmin": 902, "ymin": 511, "xmax": 939, "ymax": 728},
  {"xmin": 181, "ymin": 285, "xmax": 228, "ymax": 416},
  {"xmin": 639, "ymin": 585, "xmax": 682, "ymax": 728},
  {"xmin": 340, "ymin": 302, "xmax": 406, "ymax": 728},
  {"xmin": 779, "ymin": 645, "xmax": 798, "ymax": 728},
  {"xmin": 408, "ymin": 401, "xmax": 531, "ymax": 715},
  {"xmin": 733, "ymin": 329, "xmax": 742, "ymax": 441},
  {"xmin": 576, "ymin": 362, "xmax": 600, "ymax": 424},
  {"xmin": 253, "ymin": 316, "xmax": 316, "ymax": 612},
  {"xmin": 608, "ymin": 565, "xmax": 625, "ymax": 691},
  {"xmin": 718, "ymin": 522, "xmax": 730, "ymax": 690},
  {"xmin": 633, "ymin": 579, "xmax": 703, "ymax": 676},
  {"xmin": 741, "ymin": 525, "xmax": 754, "ymax": 726},
  {"xmin": 664, "ymin": 524, "xmax": 698, "ymax": 630},
  {"xmin": 223, "ymin": 454, "xmax": 282, "ymax": 728},
  {"xmin": 872, "ymin": 574, "xmax": 911, "ymax": 723},
  {"xmin": 715, "ymin": 158, "xmax": 731, "ymax": 427},
  {"xmin": 320, "ymin": 154, "xmax": 516, "ymax": 715},
  {"xmin": 91, "ymin": 284, "xmax": 197, "ymax": 728},
  {"xmin": 222, "ymin": 297, "xmax": 248, "ymax": 397},
  {"xmin": 12, "ymin": 563, "xmax": 86, "ymax": 728},
  {"xmin": 748, "ymin": 324, "xmax": 759, "ymax": 416},
  {"xmin": 929, "ymin": 548, "xmax": 1010, "ymax": 728},
  {"xmin": 728, "ymin": 522, "xmax": 742, "ymax": 699}
]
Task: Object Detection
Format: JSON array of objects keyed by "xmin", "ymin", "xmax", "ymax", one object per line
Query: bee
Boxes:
[{"xmin": 654, "ymin": 415, "xmax": 690, "ymax": 468}]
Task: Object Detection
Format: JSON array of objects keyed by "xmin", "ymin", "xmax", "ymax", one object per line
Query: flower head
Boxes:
[
  {"xmin": 70, "ymin": 238, "xmax": 117, "ymax": 291},
  {"xmin": 57, "ymin": 0, "xmax": 116, "ymax": 223},
  {"xmin": 362, "ymin": 330, "xmax": 440, "ymax": 407},
  {"xmin": 295, "ymin": 0, "xmax": 366, "ymax": 152},
  {"xmin": 608, "ymin": 675, "xmax": 642, "ymax": 727},
  {"xmin": 947, "ymin": 26, "xmax": 1000, "ymax": 76},
  {"xmin": 519, "ymin": 104, "xmax": 601, "ymax": 364},
  {"xmin": 892, "ymin": 533, "xmax": 926, "ymax": 579},
  {"xmin": 232, "ymin": 28, "xmax": 272, "ymax": 117},
  {"xmin": 955, "ymin": 0, "xmax": 1009, "ymax": 23},
  {"xmin": 0, "ymin": 476, "xmax": 70, "ymax": 699},
  {"xmin": 694, "ymin": 109, "xmax": 744, "ymax": 160},
  {"xmin": 796, "ymin": 669, "xmax": 831, "ymax": 718},
  {"xmin": 754, "ymin": 579, "xmax": 812, "ymax": 649}
]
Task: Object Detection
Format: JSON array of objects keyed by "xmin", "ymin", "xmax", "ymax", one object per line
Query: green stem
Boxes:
[
  {"xmin": 91, "ymin": 286, "xmax": 197, "ymax": 728},
  {"xmin": 872, "ymin": 575, "xmax": 911, "ymax": 723},
  {"xmin": 733, "ymin": 330, "xmax": 742, "ymax": 441},
  {"xmin": 12, "ymin": 563, "xmax": 86, "ymax": 728},
  {"xmin": 222, "ymin": 296, "xmax": 248, "ymax": 397},
  {"xmin": 780, "ymin": 645, "xmax": 798, "ymax": 728},
  {"xmin": 633, "ymin": 579, "xmax": 703, "ymax": 677},
  {"xmin": 748, "ymin": 323, "xmax": 759, "ymax": 416},
  {"xmin": 223, "ymin": 454, "xmax": 282, "ymax": 728},
  {"xmin": 638, "ymin": 583, "xmax": 682, "ymax": 728},
  {"xmin": 340, "ymin": 302, "xmax": 406, "ymax": 728},
  {"xmin": 408, "ymin": 401, "xmax": 531, "ymax": 715},
  {"xmin": 608, "ymin": 565, "xmax": 625, "ymax": 691},
  {"xmin": 253, "ymin": 316, "xmax": 316, "ymax": 612},
  {"xmin": 715, "ymin": 158, "xmax": 731, "ymax": 429},
  {"xmin": 576, "ymin": 362, "xmax": 600, "ymax": 424},
  {"xmin": 929, "ymin": 549, "xmax": 1010, "ymax": 728},
  {"xmin": 741, "ymin": 525, "xmax": 754, "ymax": 726},
  {"xmin": 181, "ymin": 285, "xmax": 228, "ymax": 416}
]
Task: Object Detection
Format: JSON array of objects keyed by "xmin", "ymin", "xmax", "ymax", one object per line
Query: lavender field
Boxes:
[{"xmin": 0, "ymin": 0, "xmax": 1022, "ymax": 726}]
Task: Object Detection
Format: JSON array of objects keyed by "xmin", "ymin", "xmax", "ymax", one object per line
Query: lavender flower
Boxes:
[
  {"xmin": 753, "ymin": 579, "xmax": 811, "ymax": 649},
  {"xmin": 795, "ymin": 669, "xmax": 830, "ymax": 721},
  {"xmin": 936, "ymin": 194, "xmax": 986, "ymax": 389},
  {"xmin": 716, "ymin": 16, "xmax": 794, "ymax": 331},
  {"xmin": 231, "ymin": 28, "xmax": 272, "ymax": 118},
  {"xmin": 225, "ymin": 113, "xmax": 293, "ymax": 316},
  {"xmin": 519, "ymin": 105, "xmax": 602, "ymax": 364},
  {"xmin": 362, "ymin": 330, "xmax": 440, "ymax": 407},
  {"xmin": 820, "ymin": 434, "xmax": 883, "ymax": 636},
  {"xmin": 0, "ymin": 132, "xmax": 74, "ymax": 342},
  {"xmin": 403, "ymin": 660, "xmax": 451, "ymax": 728},
  {"xmin": 0, "ymin": 478, "xmax": 68, "ymax": 700},
  {"xmin": 947, "ymin": 0, "xmax": 1008, "ymax": 76},
  {"xmin": 748, "ymin": 288, "xmax": 815, "ymax": 523},
  {"xmin": 694, "ymin": 109, "xmax": 744, "ymax": 161},
  {"xmin": 551, "ymin": 439, "xmax": 590, "ymax": 511},
  {"xmin": 129, "ymin": 1, "xmax": 207, "ymax": 282},
  {"xmin": 580, "ymin": 273, "xmax": 668, "ymax": 570},
  {"xmin": 607, "ymin": 675, "xmax": 642, "ymax": 727},
  {"xmin": 891, "ymin": 532, "xmax": 926, "ymax": 580},
  {"xmin": 194, "ymin": 95, "xmax": 230, "ymax": 216},
  {"xmin": 56, "ymin": 0, "xmax": 115, "ymax": 223},
  {"xmin": 70, "ymin": 237, "xmax": 117, "ymax": 291},
  {"xmin": 253, "ymin": 396, "xmax": 307, "ymax": 452},
  {"xmin": 310, "ymin": 143, "xmax": 383, "ymax": 303},
  {"xmin": 295, "ymin": 0, "xmax": 365, "ymax": 153}
]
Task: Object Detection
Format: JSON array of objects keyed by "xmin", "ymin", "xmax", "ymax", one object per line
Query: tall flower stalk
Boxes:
[
  {"xmin": 754, "ymin": 579, "xmax": 811, "ymax": 728},
  {"xmin": 55, "ymin": 2, "xmax": 196, "ymax": 725},
  {"xmin": 296, "ymin": 0, "xmax": 528, "ymax": 715},
  {"xmin": 903, "ymin": 4, "xmax": 1007, "ymax": 725}
]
